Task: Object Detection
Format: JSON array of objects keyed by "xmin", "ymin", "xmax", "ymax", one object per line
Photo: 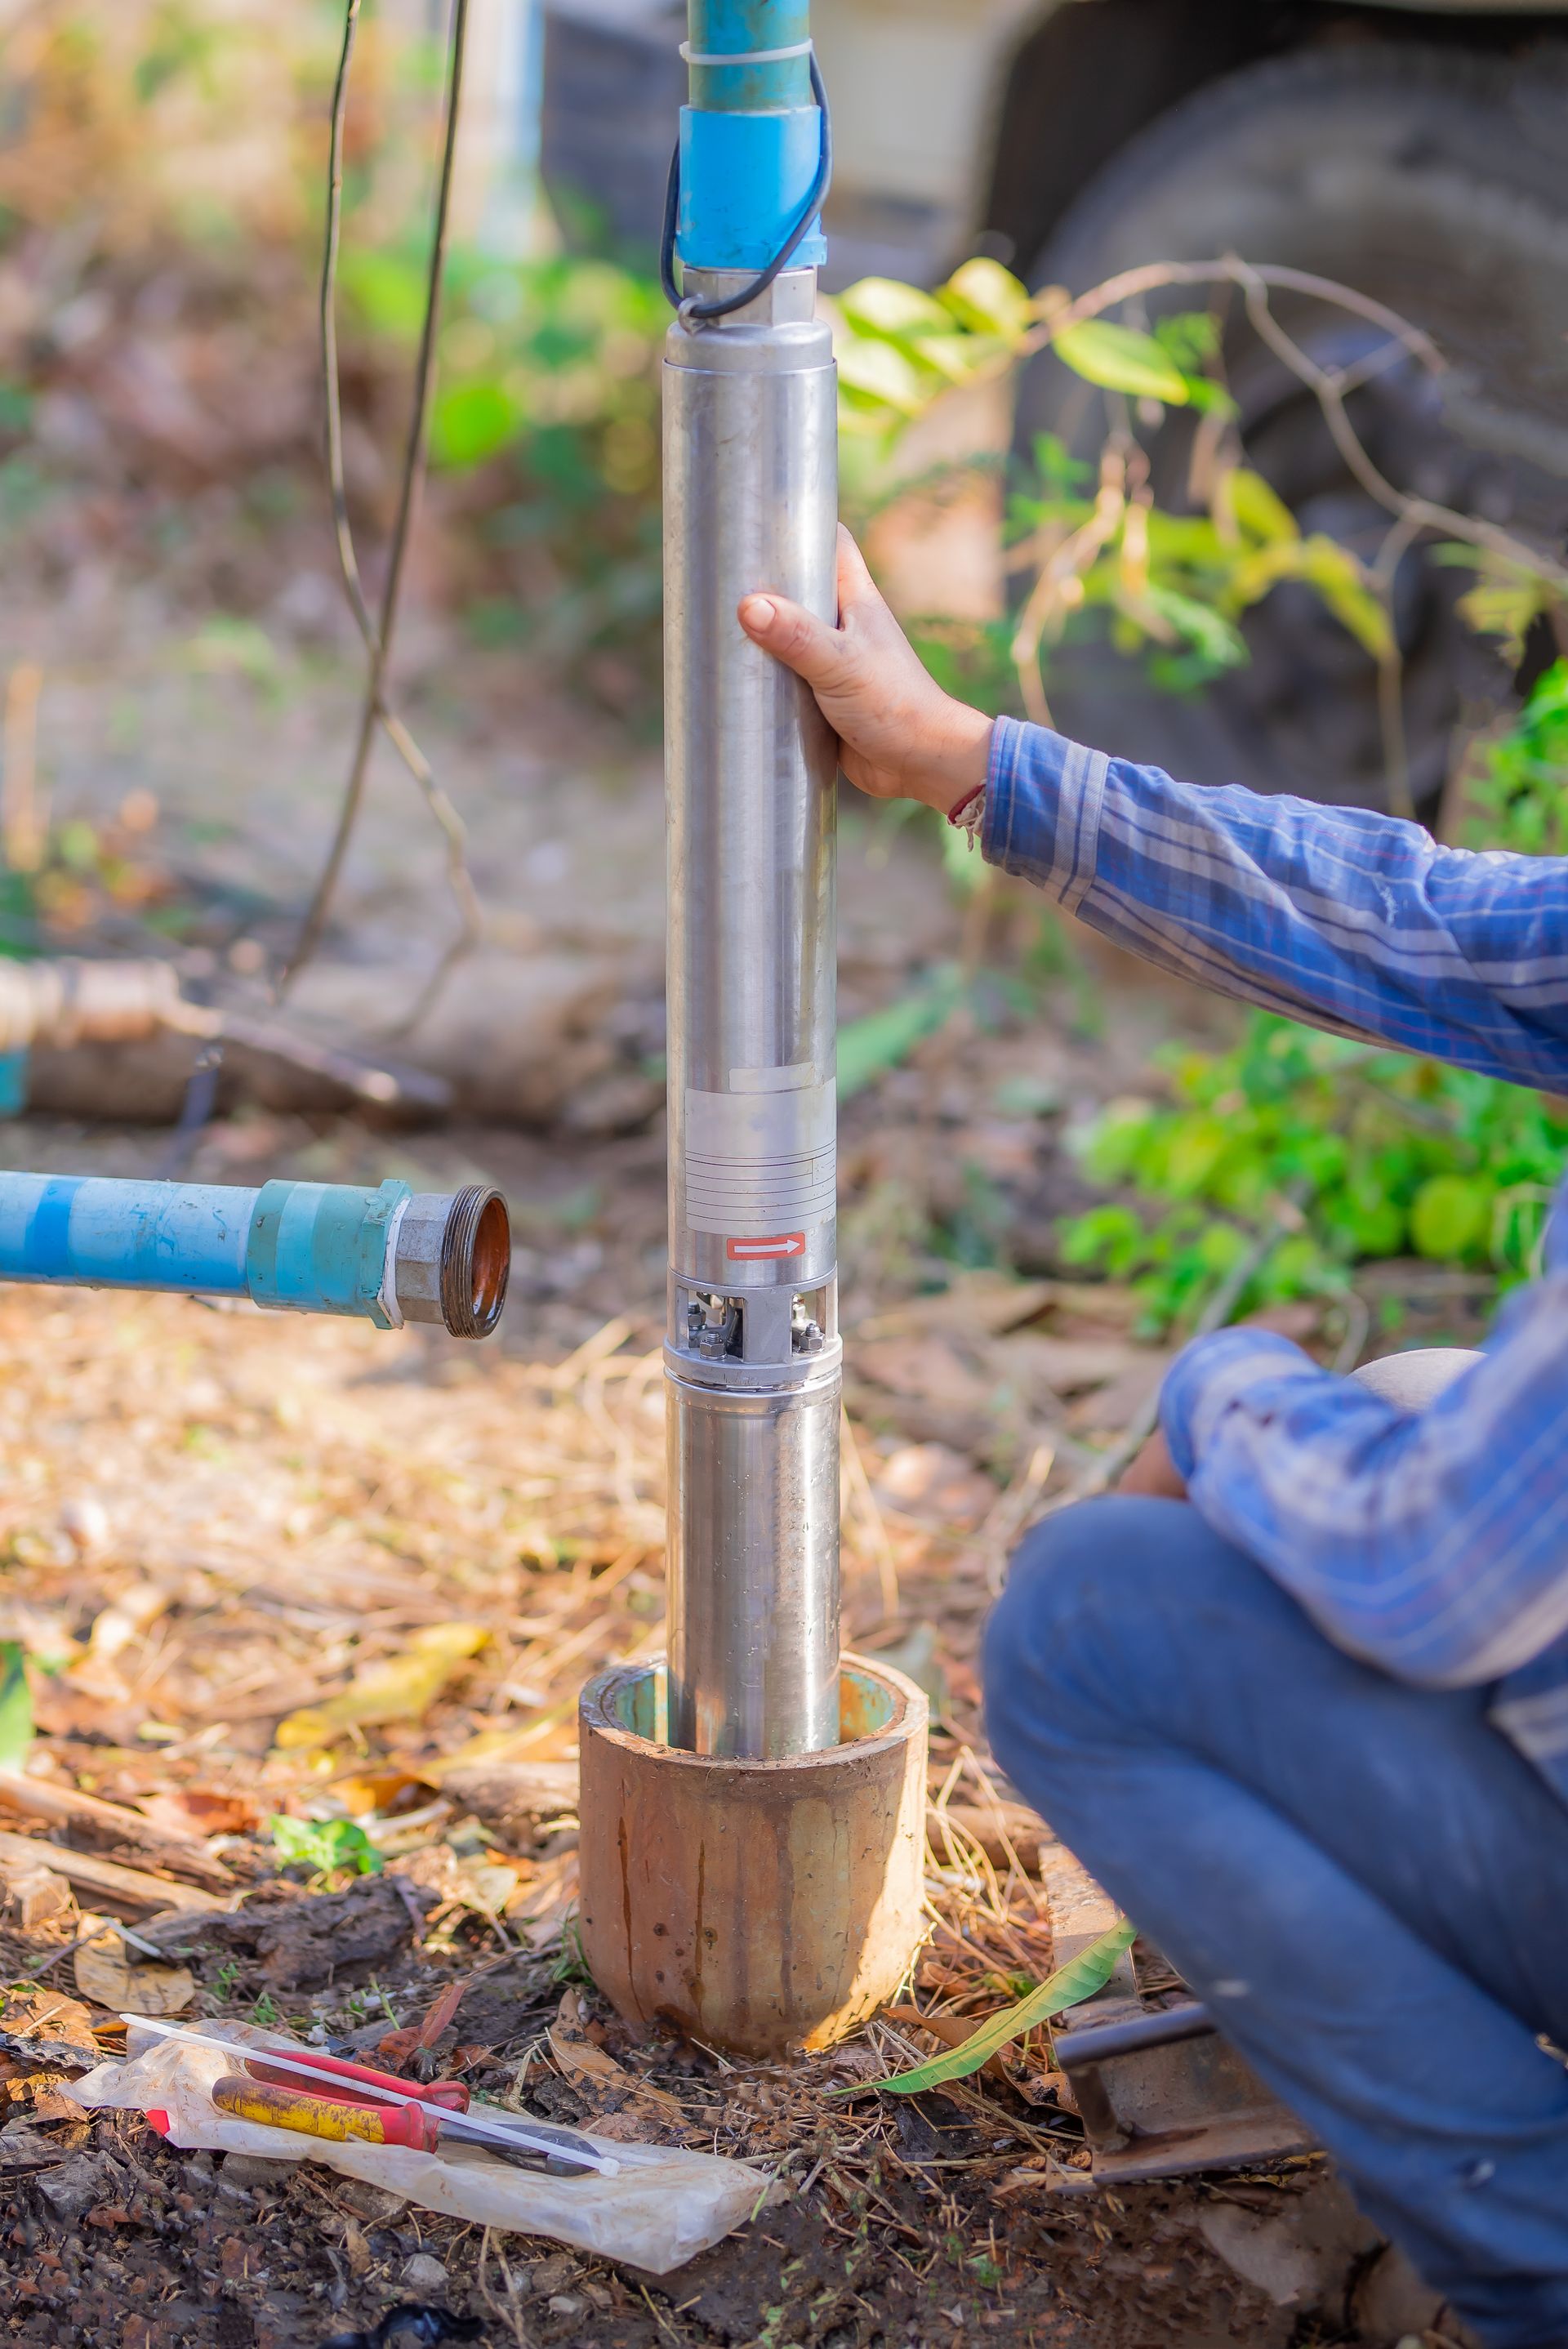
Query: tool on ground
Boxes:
[
  {"xmin": 660, "ymin": 0, "xmax": 840, "ymax": 1760},
  {"xmin": 242, "ymin": 2044, "xmax": 470, "ymax": 2111},
  {"xmin": 122, "ymin": 2016, "xmax": 617, "ymax": 2175},
  {"xmin": 210, "ymin": 2073, "xmax": 595, "ymax": 2175},
  {"xmin": 0, "ymin": 1170, "xmax": 509, "ymax": 1338},
  {"xmin": 1039, "ymin": 1849, "xmax": 1316, "ymax": 2186}
]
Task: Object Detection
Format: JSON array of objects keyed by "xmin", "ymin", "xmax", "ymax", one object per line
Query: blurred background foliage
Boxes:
[{"xmin": 2, "ymin": 0, "xmax": 1567, "ymax": 1341}]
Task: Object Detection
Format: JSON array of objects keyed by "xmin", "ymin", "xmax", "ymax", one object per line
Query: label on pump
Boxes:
[
  {"xmin": 683, "ymin": 1076, "xmax": 834, "ymax": 1241},
  {"xmin": 727, "ymin": 1233, "xmax": 806, "ymax": 1262}
]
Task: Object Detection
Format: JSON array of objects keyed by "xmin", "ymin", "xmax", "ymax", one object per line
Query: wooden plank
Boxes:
[
  {"xmin": 0, "ymin": 1830, "xmax": 231, "ymax": 1915},
  {"xmin": 0, "ymin": 1771, "xmax": 233, "ymax": 1886}
]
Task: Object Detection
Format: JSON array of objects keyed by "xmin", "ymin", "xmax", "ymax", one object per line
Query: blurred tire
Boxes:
[{"xmin": 1017, "ymin": 44, "xmax": 1568, "ymax": 816}]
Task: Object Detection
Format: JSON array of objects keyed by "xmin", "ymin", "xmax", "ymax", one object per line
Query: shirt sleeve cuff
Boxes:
[
  {"xmin": 981, "ymin": 716, "xmax": 1111, "ymax": 914},
  {"xmin": 1160, "ymin": 1326, "xmax": 1323, "ymax": 1482}
]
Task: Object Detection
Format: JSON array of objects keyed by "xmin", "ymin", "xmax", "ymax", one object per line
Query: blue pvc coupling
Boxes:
[
  {"xmin": 246, "ymin": 1178, "xmax": 410, "ymax": 1330},
  {"xmin": 676, "ymin": 106, "xmax": 826, "ymax": 274}
]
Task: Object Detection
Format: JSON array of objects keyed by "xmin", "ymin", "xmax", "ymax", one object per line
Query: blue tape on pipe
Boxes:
[
  {"xmin": 22, "ymin": 1177, "xmax": 82, "ymax": 1279},
  {"xmin": 676, "ymin": 108, "xmax": 826, "ymax": 273}
]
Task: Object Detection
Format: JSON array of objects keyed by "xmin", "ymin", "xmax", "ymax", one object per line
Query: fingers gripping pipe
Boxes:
[{"xmin": 0, "ymin": 1173, "xmax": 509, "ymax": 1339}]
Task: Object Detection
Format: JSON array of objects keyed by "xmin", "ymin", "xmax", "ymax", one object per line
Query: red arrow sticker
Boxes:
[{"xmin": 727, "ymin": 1233, "xmax": 806, "ymax": 1262}]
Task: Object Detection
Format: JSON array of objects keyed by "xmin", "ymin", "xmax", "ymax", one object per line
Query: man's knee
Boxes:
[
  {"xmin": 982, "ymin": 1495, "xmax": 1266, "ymax": 1780},
  {"xmin": 983, "ymin": 1498, "xmax": 1163, "ymax": 1760}
]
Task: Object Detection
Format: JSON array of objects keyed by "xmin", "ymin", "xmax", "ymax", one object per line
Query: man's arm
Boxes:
[
  {"xmin": 1155, "ymin": 1293, "xmax": 1568, "ymax": 1687},
  {"xmin": 984, "ymin": 721, "xmax": 1568, "ymax": 1091},
  {"xmin": 740, "ymin": 532, "xmax": 1568, "ymax": 1091}
]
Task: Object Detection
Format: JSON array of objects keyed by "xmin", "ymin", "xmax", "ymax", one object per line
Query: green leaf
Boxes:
[
  {"xmin": 1223, "ymin": 469, "xmax": 1299, "ymax": 547},
  {"xmin": 1031, "ymin": 433, "xmax": 1090, "ymax": 495},
  {"xmin": 1152, "ymin": 312, "xmax": 1220, "ymax": 371},
  {"xmin": 431, "ymin": 379, "xmax": 523, "ymax": 470},
  {"xmin": 839, "ymin": 277, "xmax": 953, "ymax": 341},
  {"xmin": 875, "ymin": 1919, "xmax": 1136, "ymax": 2095},
  {"xmin": 269, "ymin": 1815, "xmax": 384, "ymax": 1879},
  {"xmin": 0, "ymin": 1644, "xmax": 33, "ymax": 1772},
  {"xmin": 838, "ymin": 969, "xmax": 964, "ymax": 1099},
  {"xmin": 938, "ymin": 258, "xmax": 1035, "ymax": 341},
  {"xmin": 1052, "ymin": 322, "xmax": 1189, "ymax": 405},
  {"xmin": 835, "ymin": 336, "xmax": 930, "ymax": 417},
  {"xmin": 1410, "ymin": 1174, "xmax": 1491, "ymax": 1262},
  {"xmin": 1140, "ymin": 586, "xmax": 1248, "ymax": 675},
  {"xmin": 1294, "ymin": 537, "xmax": 1394, "ymax": 661}
]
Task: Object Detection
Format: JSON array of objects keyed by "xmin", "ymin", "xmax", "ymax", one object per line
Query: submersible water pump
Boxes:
[{"xmin": 577, "ymin": 0, "xmax": 928, "ymax": 2058}]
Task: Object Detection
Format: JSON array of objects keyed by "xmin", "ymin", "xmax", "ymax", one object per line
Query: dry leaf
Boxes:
[
  {"xmin": 274, "ymin": 1623, "xmax": 488, "ymax": 1750},
  {"xmin": 74, "ymin": 1928, "xmax": 194, "ymax": 2017},
  {"xmin": 0, "ymin": 1988, "xmax": 99, "ymax": 2047},
  {"xmin": 853, "ymin": 1339, "xmax": 995, "ymax": 1414},
  {"xmin": 871, "ymin": 1445, "xmax": 997, "ymax": 1531},
  {"xmin": 327, "ymin": 1769, "xmax": 428, "ymax": 1818},
  {"xmin": 136, "ymin": 1789, "xmax": 258, "ymax": 1840},
  {"xmin": 549, "ymin": 1987, "xmax": 683, "ymax": 2121}
]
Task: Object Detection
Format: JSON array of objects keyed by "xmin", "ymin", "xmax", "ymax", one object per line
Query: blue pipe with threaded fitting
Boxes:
[
  {"xmin": 0, "ymin": 1172, "xmax": 510, "ymax": 1339},
  {"xmin": 676, "ymin": 0, "xmax": 826, "ymax": 277}
]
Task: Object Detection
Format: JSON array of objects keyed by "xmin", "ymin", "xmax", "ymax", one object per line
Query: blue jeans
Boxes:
[{"xmin": 983, "ymin": 1498, "xmax": 1568, "ymax": 2349}]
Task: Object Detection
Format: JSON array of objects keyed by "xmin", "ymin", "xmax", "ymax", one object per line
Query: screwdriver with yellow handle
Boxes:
[
  {"xmin": 213, "ymin": 2074, "xmax": 444, "ymax": 2151},
  {"xmin": 211, "ymin": 2074, "xmax": 593, "ymax": 2173}
]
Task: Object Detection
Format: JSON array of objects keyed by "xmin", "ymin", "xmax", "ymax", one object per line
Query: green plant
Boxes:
[
  {"xmin": 0, "ymin": 1645, "xmax": 31, "ymax": 1772},
  {"xmin": 342, "ymin": 241, "xmax": 666, "ymax": 703},
  {"xmin": 1061, "ymin": 1013, "xmax": 1568, "ymax": 1335},
  {"xmin": 1463, "ymin": 657, "xmax": 1568, "ymax": 858},
  {"xmin": 831, "ymin": 261, "xmax": 1400, "ymax": 720},
  {"xmin": 870, "ymin": 1918, "xmax": 1136, "ymax": 2096},
  {"xmin": 268, "ymin": 1812, "xmax": 384, "ymax": 1881}
]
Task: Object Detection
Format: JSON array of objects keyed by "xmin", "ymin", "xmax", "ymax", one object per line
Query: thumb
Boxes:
[{"xmin": 738, "ymin": 592, "xmax": 856, "ymax": 692}]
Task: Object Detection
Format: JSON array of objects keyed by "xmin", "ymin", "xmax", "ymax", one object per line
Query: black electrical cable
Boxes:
[{"xmin": 660, "ymin": 51, "xmax": 832, "ymax": 324}]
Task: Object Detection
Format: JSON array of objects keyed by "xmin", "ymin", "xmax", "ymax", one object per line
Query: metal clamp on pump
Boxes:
[
  {"xmin": 660, "ymin": 18, "xmax": 832, "ymax": 324},
  {"xmin": 0, "ymin": 1172, "xmax": 509, "ymax": 1340}
]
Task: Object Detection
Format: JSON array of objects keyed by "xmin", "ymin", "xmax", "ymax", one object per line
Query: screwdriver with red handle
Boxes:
[
  {"xmin": 241, "ymin": 2047, "xmax": 470, "ymax": 2111},
  {"xmin": 123, "ymin": 2013, "xmax": 617, "ymax": 2175},
  {"xmin": 210, "ymin": 2073, "xmax": 594, "ymax": 2173}
]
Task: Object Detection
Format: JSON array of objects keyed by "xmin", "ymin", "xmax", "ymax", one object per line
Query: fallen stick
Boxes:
[
  {"xmin": 0, "ymin": 1772, "xmax": 233, "ymax": 1887},
  {"xmin": 0, "ymin": 1830, "xmax": 230, "ymax": 1915}
]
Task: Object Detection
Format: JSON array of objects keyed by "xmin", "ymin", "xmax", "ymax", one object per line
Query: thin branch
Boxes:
[
  {"xmin": 1224, "ymin": 257, "xmax": 1568, "ymax": 596},
  {"xmin": 1371, "ymin": 511, "xmax": 1423, "ymax": 822},
  {"xmin": 283, "ymin": 0, "xmax": 483, "ymax": 1023},
  {"xmin": 995, "ymin": 256, "xmax": 1568, "ymax": 600}
]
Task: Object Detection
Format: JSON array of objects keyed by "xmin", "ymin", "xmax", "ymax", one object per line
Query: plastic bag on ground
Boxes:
[{"xmin": 64, "ymin": 2028, "xmax": 767, "ymax": 2274}]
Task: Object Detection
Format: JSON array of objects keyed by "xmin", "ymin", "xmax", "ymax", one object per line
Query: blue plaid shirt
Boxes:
[{"xmin": 982, "ymin": 715, "xmax": 1568, "ymax": 1805}]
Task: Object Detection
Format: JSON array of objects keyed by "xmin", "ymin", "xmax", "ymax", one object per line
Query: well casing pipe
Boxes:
[{"xmin": 663, "ymin": 1, "xmax": 840, "ymax": 1761}]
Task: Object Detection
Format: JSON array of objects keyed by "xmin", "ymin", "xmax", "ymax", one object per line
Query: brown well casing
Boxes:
[{"xmin": 578, "ymin": 1655, "xmax": 929, "ymax": 2058}]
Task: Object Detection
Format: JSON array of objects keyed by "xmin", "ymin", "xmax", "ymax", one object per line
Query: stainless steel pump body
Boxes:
[{"xmin": 663, "ymin": 266, "xmax": 841, "ymax": 1759}]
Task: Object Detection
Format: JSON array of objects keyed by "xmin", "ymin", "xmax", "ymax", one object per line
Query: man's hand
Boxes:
[
  {"xmin": 1118, "ymin": 1429, "xmax": 1189, "ymax": 1501},
  {"xmin": 739, "ymin": 527, "xmax": 994, "ymax": 817}
]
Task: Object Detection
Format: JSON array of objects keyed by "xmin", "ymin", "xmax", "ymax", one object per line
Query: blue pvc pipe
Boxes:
[
  {"xmin": 687, "ymin": 0, "xmax": 811, "ymax": 111},
  {"xmin": 677, "ymin": 0, "xmax": 826, "ymax": 275},
  {"xmin": 0, "ymin": 1172, "xmax": 411, "ymax": 1328}
]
